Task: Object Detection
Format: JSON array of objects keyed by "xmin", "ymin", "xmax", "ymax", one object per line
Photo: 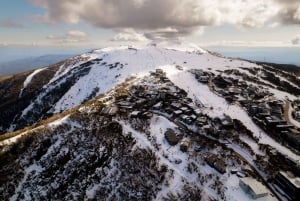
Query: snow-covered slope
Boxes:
[
  {"xmin": 1, "ymin": 44, "xmax": 300, "ymax": 201},
  {"xmin": 29, "ymin": 45, "xmax": 259, "ymax": 113},
  {"xmin": 2, "ymin": 44, "xmax": 299, "ymax": 135},
  {"xmin": 0, "ymin": 44, "xmax": 264, "ymax": 133},
  {"xmin": 51, "ymin": 45, "xmax": 260, "ymax": 112}
]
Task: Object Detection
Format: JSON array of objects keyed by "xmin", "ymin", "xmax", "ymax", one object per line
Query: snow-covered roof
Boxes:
[{"xmin": 240, "ymin": 177, "xmax": 268, "ymax": 196}]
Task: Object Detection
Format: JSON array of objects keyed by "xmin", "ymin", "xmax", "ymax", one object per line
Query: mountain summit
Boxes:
[{"xmin": 1, "ymin": 45, "xmax": 300, "ymax": 201}]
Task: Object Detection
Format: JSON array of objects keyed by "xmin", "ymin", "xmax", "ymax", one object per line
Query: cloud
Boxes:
[
  {"xmin": 144, "ymin": 27, "xmax": 204, "ymax": 43},
  {"xmin": 291, "ymin": 35, "xmax": 300, "ymax": 45},
  {"xmin": 46, "ymin": 30, "xmax": 87, "ymax": 44},
  {"xmin": 29, "ymin": 0, "xmax": 300, "ymax": 41},
  {"xmin": 67, "ymin": 30, "xmax": 86, "ymax": 38},
  {"xmin": 0, "ymin": 42, "xmax": 8, "ymax": 47},
  {"xmin": 202, "ymin": 40, "xmax": 288, "ymax": 47},
  {"xmin": 111, "ymin": 29, "xmax": 148, "ymax": 42},
  {"xmin": 0, "ymin": 19, "xmax": 24, "ymax": 29},
  {"xmin": 29, "ymin": 0, "xmax": 217, "ymax": 28},
  {"xmin": 273, "ymin": 0, "xmax": 300, "ymax": 25}
]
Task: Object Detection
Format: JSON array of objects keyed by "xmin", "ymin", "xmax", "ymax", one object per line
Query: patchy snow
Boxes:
[
  {"xmin": 243, "ymin": 78, "xmax": 296, "ymax": 101},
  {"xmin": 120, "ymin": 114, "xmax": 271, "ymax": 201},
  {"xmin": 1, "ymin": 124, "xmax": 46, "ymax": 147},
  {"xmin": 1, "ymin": 115, "xmax": 74, "ymax": 147},
  {"xmin": 19, "ymin": 68, "xmax": 45, "ymax": 97},
  {"xmin": 163, "ymin": 66, "xmax": 300, "ymax": 162},
  {"xmin": 85, "ymin": 184, "xmax": 100, "ymax": 200},
  {"xmin": 52, "ymin": 62, "xmax": 119, "ymax": 112},
  {"xmin": 239, "ymin": 135, "xmax": 264, "ymax": 156},
  {"xmin": 230, "ymin": 68, "xmax": 296, "ymax": 101},
  {"xmin": 280, "ymin": 76, "xmax": 300, "ymax": 90},
  {"xmin": 147, "ymin": 115, "xmax": 215, "ymax": 200},
  {"xmin": 48, "ymin": 64, "xmax": 65, "ymax": 83},
  {"xmin": 50, "ymin": 45, "xmax": 259, "ymax": 112},
  {"xmin": 47, "ymin": 115, "xmax": 73, "ymax": 128},
  {"xmin": 0, "ymin": 131, "xmax": 29, "ymax": 146},
  {"xmin": 3, "ymin": 44, "xmax": 300, "ymax": 201},
  {"xmin": 120, "ymin": 117, "xmax": 203, "ymax": 199},
  {"xmin": 263, "ymin": 68, "xmax": 300, "ymax": 91},
  {"xmin": 48, "ymin": 55, "xmax": 92, "ymax": 85},
  {"xmin": 9, "ymin": 163, "xmax": 44, "ymax": 201},
  {"xmin": 85, "ymin": 158, "xmax": 119, "ymax": 200},
  {"xmin": 268, "ymin": 88, "xmax": 296, "ymax": 101}
]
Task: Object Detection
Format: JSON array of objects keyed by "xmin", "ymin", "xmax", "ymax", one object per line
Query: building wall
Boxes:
[{"xmin": 274, "ymin": 173, "xmax": 300, "ymax": 201}]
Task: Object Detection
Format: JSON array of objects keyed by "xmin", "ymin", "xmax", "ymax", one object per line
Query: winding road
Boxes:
[{"xmin": 284, "ymin": 100, "xmax": 300, "ymax": 128}]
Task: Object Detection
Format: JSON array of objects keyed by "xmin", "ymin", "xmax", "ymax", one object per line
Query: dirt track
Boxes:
[{"xmin": 284, "ymin": 100, "xmax": 292, "ymax": 125}]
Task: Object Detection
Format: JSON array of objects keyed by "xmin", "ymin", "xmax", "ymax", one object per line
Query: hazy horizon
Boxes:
[
  {"xmin": 206, "ymin": 46, "xmax": 300, "ymax": 66},
  {"xmin": 0, "ymin": 46, "xmax": 88, "ymax": 63},
  {"xmin": 0, "ymin": 46, "xmax": 299, "ymax": 76}
]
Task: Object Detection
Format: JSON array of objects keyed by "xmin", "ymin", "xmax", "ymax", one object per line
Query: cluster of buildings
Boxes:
[
  {"xmin": 205, "ymin": 152, "xmax": 227, "ymax": 174},
  {"xmin": 291, "ymin": 99, "xmax": 300, "ymax": 122},
  {"xmin": 191, "ymin": 69, "xmax": 300, "ymax": 153},
  {"xmin": 246, "ymin": 100, "xmax": 300, "ymax": 152},
  {"xmin": 190, "ymin": 69, "xmax": 271, "ymax": 104},
  {"xmin": 190, "ymin": 68, "xmax": 300, "ymax": 200},
  {"xmin": 189, "ymin": 69, "xmax": 213, "ymax": 83},
  {"xmin": 243, "ymin": 101, "xmax": 300, "ymax": 200},
  {"xmin": 122, "ymin": 69, "xmax": 210, "ymax": 129},
  {"xmin": 212, "ymin": 75, "xmax": 271, "ymax": 103},
  {"xmin": 99, "ymin": 68, "xmax": 300, "ymax": 200}
]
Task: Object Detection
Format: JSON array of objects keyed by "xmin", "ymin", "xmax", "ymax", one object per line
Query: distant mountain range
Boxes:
[
  {"xmin": 0, "ymin": 54, "xmax": 74, "ymax": 76},
  {"xmin": 255, "ymin": 61, "xmax": 300, "ymax": 76},
  {"xmin": 206, "ymin": 46, "xmax": 300, "ymax": 67}
]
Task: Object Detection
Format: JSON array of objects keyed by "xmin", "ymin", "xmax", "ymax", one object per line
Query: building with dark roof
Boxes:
[{"xmin": 274, "ymin": 171, "xmax": 300, "ymax": 201}]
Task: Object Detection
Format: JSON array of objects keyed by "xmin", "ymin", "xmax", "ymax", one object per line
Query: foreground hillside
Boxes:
[{"xmin": 1, "ymin": 45, "xmax": 300, "ymax": 201}]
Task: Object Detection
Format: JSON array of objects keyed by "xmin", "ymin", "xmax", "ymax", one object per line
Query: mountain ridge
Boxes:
[{"xmin": 0, "ymin": 54, "xmax": 75, "ymax": 76}]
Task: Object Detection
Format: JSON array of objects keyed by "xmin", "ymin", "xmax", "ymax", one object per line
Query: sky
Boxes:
[{"xmin": 0, "ymin": 0, "xmax": 300, "ymax": 48}]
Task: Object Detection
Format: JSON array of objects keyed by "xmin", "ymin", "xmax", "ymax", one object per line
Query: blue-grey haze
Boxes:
[
  {"xmin": 0, "ymin": 47, "xmax": 89, "ymax": 75},
  {"xmin": 206, "ymin": 46, "xmax": 300, "ymax": 66},
  {"xmin": 0, "ymin": 46, "xmax": 299, "ymax": 76}
]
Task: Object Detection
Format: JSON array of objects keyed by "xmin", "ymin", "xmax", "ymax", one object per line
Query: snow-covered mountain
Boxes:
[
  {"xmin": 0, "ymin": 45, "xmax": 258, "ymax": 133},
  {"xmin": 1, "ymin": 44, "xmax": 300, "ymax": 201}
]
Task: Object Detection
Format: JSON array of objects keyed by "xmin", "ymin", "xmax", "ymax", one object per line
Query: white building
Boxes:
[{"xmin": 239, "ymin": 177, "xmax": 268, "ymax": 199}]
